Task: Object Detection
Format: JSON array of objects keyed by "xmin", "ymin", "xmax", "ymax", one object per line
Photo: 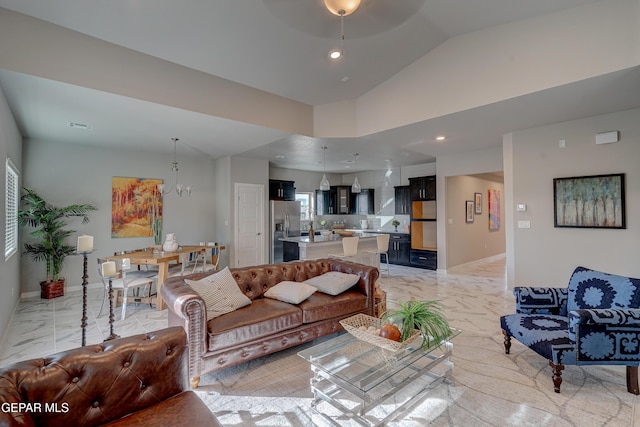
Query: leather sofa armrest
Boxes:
[
  {"xmin": 513, "ymin": 286, "xmax": 568, "ymax": 316},
  {"xmin": 329, "ymin": 260, "xmax": 379, "ymax": 316},
  {"xmin": 161, "ymin": 275, "xmax": 209, "ymax": 382}
]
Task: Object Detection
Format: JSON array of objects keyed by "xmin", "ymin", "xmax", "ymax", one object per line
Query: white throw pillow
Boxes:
[
  {"xmin": 264, "ymin": 281, "xmax": 317, "ymax": 304},
  {"xmin": 185, "ymin": 266, "xmax": 251, "ymax": 320},
  {"xmin": 304, "ymin": 271, "xmax": 360, "ymax": 296}
]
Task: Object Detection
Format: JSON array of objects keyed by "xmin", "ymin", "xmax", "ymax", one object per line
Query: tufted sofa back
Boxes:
[
  {"xmin": 180, "ymin": 258, "xmax": 375, "ymax": 302},
  {"xmin": 0, "ymin": 327, "xmax": 188, "ymax": 427}
]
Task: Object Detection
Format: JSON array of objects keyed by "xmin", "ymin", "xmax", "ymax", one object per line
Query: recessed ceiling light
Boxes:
[
  {"xmin": 435, "ymin": 135, "xmax": 446, "ymax": 141},
  {"xmin": 275, "ymin": 155, "xmax": 285, "ymax": 159},
  {"xmin": 329, "ymin": 49, "xmax": 343, "ymax": 60},
  {"xmin": 341, "ymin": 76, "xmax": 349, "ymax": 82}
]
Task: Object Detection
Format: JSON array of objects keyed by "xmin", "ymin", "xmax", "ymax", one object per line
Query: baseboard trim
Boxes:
[{"xmin": 20, "ymin": 282, "xmax": 102, "ymax": 300}]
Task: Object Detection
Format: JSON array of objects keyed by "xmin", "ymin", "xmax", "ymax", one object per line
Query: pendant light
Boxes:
[
  {"xmin": 319, "ymin": 146, "xmax": 330, "ymax": 191},
  {"xmin": 351, "ymin": 153, "xmax": 361, "ymax": 194},
  {"xmin": 157, "ymin": 138, "xmax": 191, "ymax": 197}
]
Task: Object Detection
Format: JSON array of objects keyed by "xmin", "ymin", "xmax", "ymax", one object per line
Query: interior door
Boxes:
[{"xmin": 235, "ymin": 183, "xmax": 265, "ymax": 267}]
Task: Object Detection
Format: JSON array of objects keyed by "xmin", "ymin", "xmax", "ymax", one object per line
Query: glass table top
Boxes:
[{"xmin": 298, "ymin": 328, "xmax": 461, "ymax": 393}]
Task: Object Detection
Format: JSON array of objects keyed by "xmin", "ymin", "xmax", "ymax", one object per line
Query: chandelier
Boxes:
[{"xmin": 158, "ymin": 138, "xmax": 191, "ymax": 197}]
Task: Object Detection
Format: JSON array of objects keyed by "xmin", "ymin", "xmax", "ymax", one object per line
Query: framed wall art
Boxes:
[
  {"xmin": 488, "ymin": 189, "xmax": 501, "ymax": 231},
  {"xmin": 474, "ymin": 192, "xmax": 482, "ymax": 214},
  {"xmin": 111, "ymin": 177, "xmax": 163, "ymax": 238},
  {"xmin": 553, "ymin": 173, "xmax": 625, "ymax": 228},
  {"xmin": 466, "ymin": 200, "xmax": 474, "ymax": 223}
]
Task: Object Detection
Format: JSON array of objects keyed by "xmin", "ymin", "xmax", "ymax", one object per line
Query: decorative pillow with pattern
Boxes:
[
  {"xmin": 304, "ymin": 271, "xmax": 360, "ymax": 296},
  {"xmin": 264, "ymin": 281, "xmax": 317, "ymax": 304},
  {"xmin": 185, "ymin": 266, "xmax": 251, "ymax": 320}
]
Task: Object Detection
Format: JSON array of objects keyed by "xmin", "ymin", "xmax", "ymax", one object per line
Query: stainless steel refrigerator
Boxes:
[{"xmin": 270, "ymin": 200, "xmax": 301, "ymax": 263}]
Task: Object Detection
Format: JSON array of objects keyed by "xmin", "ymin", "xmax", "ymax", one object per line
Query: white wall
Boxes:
[
  {"xmin": 0, "ymin": 84, "xmax": 22, "ymax": 344},
  {"xmin": 505, "ymin": 108, "xmax": 640, "ymax": 287},
  {"xmin": 354, "ymin": 0, "xmax": 640, "ymax": 136},
  {"xmin": 21, "ymin": 139, "xmax": 216, "ymax": 294}
]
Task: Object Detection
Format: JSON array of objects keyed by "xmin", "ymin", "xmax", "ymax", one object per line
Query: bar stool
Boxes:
[
  {"xmin": 328, "ymin": 236, "xmax": 360, "ymax": 262},
  {"xmin": 363, "ymin": 234, "xmax": 390, "ymax": 275}
]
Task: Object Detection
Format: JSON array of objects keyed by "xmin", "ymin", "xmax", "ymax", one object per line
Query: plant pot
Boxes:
[{"xmin": 41, "ymin": 278, "xmax": 64, "ymax": 299}]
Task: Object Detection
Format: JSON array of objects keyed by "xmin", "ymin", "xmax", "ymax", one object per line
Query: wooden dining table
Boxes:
[{"xmin": 106, "ymin": 245, "xmax": 225, "ymax": 310}]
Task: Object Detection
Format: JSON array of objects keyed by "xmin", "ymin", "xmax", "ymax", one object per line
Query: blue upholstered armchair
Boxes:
[{"xmin": 500, "ymin": 266, "xmax": 640, "ymax": 394}]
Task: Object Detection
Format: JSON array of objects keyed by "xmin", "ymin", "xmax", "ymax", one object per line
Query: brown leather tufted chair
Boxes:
[{"xmin": 0, "ymin": 327, "xmax": 221, "ymax": 426}]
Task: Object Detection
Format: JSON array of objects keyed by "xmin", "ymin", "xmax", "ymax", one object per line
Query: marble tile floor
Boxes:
[
  {"xmin": 2, "ymin": 255, "xmax": 639, "ymax": 426},
  {"xmin": 0, "ymin": 282, "xmax": 167, "ymax": 366}
]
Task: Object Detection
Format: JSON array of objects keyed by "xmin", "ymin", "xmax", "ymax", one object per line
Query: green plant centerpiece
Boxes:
[
  {"xmin": 383, "ymin": 300, "xmax": 451, "ymax": 349},
  {"xmin": 319, "ymin": 219, "xmax": 328, "ymax": 229},
  {"xmin": 391, "ymin": 219, "xmax": 401, "ymax": 231},
  {"xmin": 18, "ymin": 188, "xmax": 97, "ymax": 291}
]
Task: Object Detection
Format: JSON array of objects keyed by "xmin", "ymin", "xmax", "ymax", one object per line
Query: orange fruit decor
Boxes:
[{"xmin": 379, "ymin": 324, "xmax": 401, "ymax": 342}]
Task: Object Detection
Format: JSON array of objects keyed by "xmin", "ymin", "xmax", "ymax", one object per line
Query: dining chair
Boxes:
[
  {"xmin": 168, "ymin": 249, "xmax": 216, "ymax": 277},
  {"xmin": 97, "ymin": 258, "xmax": 156, "ymax": 320},
  {"xmin": 363, "ymin": 234, "xmax": 390, "ymax": 274},
  {"xmin": 328, "ymin": 236, "xmax": 360, "ymax": 262}
]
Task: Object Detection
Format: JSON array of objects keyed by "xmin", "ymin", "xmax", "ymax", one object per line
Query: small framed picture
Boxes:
[
  {"xmin": 474, "ymin": 192, "xmax": 482, "ymax": 214},
  {"xmin": 466, "ymin": 200, "xmax": 475, "ymax": 223}
]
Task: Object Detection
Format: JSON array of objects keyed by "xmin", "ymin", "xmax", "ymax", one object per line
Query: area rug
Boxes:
[{"xmin": 195, "ymin": 331, "xmax": 638, "ymax": 426}]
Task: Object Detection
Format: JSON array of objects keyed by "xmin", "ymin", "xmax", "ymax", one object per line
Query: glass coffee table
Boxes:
[{"xmin": 298, "ymin": 328, "xmax": 461, "ymax": 426}]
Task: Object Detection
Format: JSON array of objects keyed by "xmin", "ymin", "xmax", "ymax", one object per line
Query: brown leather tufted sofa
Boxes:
[
  {"xmin": 0, "ymin": 327, "xmax": 222, "ymax": 426},
  {"xmin": 162, "ymin": 258, "xmax": 379, "ymax": 388}
]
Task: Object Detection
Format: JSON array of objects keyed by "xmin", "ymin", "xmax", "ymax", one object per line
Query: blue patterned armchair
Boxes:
[{"xmin": 500, "ymin": 266, "xmax": 640, "ymax": 394}]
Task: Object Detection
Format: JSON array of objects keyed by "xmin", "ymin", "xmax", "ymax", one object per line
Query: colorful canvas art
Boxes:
[
  {"xmin": 488, "ymin": 189, "xmax": 501, "ymax": 231},
  {"xmin": 111, "ymin": 177, "xmax": 163, "ymax": 238}
]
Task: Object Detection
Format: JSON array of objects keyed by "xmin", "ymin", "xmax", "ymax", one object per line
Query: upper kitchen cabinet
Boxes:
[
  {"xmin": 315, "ymin": 189, "xmax": 333, "ymax": 215},
  {"xmin": 351, "ymin": 189, "xmax": 375, "ymax": 215},
  {"xmin": 334, "ymin": 186, "xmax": 352, "ymax": 214},
  {"xmin": 394, "ymin": 186, "xmax": 410, "ymax": 214},
  {"xmin": 269, "ymin": 179, "xmax": 296, "ymax": 201},
  {"xmin": 409, "ymin": 176, "xmax": 436, "ymax": 201}
]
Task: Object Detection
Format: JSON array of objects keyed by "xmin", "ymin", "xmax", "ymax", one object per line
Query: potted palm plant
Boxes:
[
  {"xmin": 383, "ymin": 300, "xmax": 451, "ymax": 349},
  {"xmin": 18, "ymin": 188, "xmax": 97, "ymax": 298}
]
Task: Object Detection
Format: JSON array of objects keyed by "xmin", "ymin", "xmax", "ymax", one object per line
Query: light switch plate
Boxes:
[
  {"xmin": 517, "ymin": 220, "xmax": 531, "ymax": 229},
  {"xmin": 516, "ymin": 203, "xmax": 527, "ymax": 212}
]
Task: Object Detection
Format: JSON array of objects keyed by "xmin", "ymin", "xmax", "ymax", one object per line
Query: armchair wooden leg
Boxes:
[
  {"xmin": 190, "ymin": 376, "xmax": 201, "ymax": 389},
  {"xmin": 502, "ymin": 330, "xmax": 511, "ymax": 354},
  {"xmin": 549, "ymin": 361, "xmax": 564, "ymax": 393},
  {"xmin": 626, "ymin": 366, "xmax": 639, "ymax": 395}
]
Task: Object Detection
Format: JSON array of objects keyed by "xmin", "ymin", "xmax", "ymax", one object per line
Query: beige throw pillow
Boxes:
[
  {"xmin": 185, "ymin": 266, "xmax": 251, "ymax": 320},
  {"xmin": 304, "ymin": 271, "xmax": 360, "ymax": 296},
  {"xmin": 264, "ymin": 281, "xmax": 317, "ymax": 304}
]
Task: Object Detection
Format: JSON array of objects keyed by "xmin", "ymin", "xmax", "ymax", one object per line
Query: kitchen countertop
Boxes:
[{"xmin": 280, "ymin": 232, "xmax": 384, "ymax": 246}]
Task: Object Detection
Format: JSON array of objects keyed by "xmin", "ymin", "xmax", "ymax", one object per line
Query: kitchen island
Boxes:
[{"xmin": 280, "ymin": 233, "xmax": 383, "ymax": 265}]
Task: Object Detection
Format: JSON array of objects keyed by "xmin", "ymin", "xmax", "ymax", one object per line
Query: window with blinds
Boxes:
[{"xmin": 5, "ymin": 158, "xmax": 19, "ymax": 260}]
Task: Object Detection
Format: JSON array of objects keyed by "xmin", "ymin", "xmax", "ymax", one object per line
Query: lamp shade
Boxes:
[
  {"xmin": 320, "ymin": 174, "xmax": 330, "ymax": 191},
  {"xmin": 324, "ymin": 0, "xmax": 361, "ymax": 16}
]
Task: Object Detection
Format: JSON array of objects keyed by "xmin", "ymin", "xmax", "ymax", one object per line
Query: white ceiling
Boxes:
[{"xmin": 0, "ymin": 0, "xmax": 638, "ymax": 173}]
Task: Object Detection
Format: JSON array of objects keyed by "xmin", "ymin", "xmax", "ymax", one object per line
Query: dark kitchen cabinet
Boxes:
[
  {"xmin": 409, "ymin": 175, "xmax": 436, "ymax": 201},
  {"xmin": 394, "ymin": 186, "xmax": 410, "ymax": 214},
  {"xmin": 410, "ymin": 249, "xmax": 437, "ymax": 270},
  {"xmin": 315, "ymin": 189, "xmax": 334, "ymax": 215},
  {"xmin": 387, "ymin": 233, "xmax": 410, "ymax": 265},
  {"xmin": 283, "ymin": 241, "xmax": 299, "ymax": 262},
  {"xmin": 269, "ymin": 179, "xmax": 295, "ymax": 201},
  {"xmin": 334, "ymin": 186, "xmax": 351, "ymax": 214},
  {"xmin": 351, "ymin": 189, "xmax": 375, "ymax": 215}
]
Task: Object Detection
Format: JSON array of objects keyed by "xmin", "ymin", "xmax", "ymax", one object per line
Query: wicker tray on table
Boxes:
[{"xmin": 340, "ymin": 313, "xmax": 421, "ymax": 352}]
